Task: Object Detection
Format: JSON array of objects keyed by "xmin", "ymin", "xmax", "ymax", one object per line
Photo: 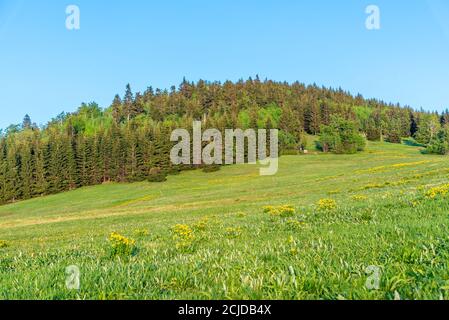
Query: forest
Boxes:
[{"xmin": 0, "ymin": 77, "xmax": 448, "ymax": 204}]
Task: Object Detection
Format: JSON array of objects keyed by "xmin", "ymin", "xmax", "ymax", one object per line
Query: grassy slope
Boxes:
[{"xmin": 1, "ymin": 142, "xmax": 449, "ymax": 300}]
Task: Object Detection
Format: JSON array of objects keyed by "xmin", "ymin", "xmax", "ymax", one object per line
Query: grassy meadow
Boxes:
[{"xmin": 1, "ymin": 141, "xmax": 449, "ymax": 300}]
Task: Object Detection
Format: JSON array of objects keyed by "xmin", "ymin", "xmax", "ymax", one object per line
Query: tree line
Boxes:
[{"xmin": 0, "ymin": 77, "xmax": 446, "ymax": 204}]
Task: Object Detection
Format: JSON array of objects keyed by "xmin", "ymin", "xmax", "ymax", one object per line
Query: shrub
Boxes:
[
  {"xmin": 385, "ymin": 128, "xmax": 402, "ymax": 144},
  {"xmin": 354, "ymin": 134, "xmax": 367, "ymax": 151},
  {"xmin": 0, "ymin": 240, "xmax": 9, "ymax": 249},
  {"xmin": 166, "ymin": 167, "xmax": 181, "ymax": 175},
  {"xmin": 366, "ymin": 125, "xmax": 381, "ymax": 141},
  {"xmin": 426, "ymin": 127, "xmax": 449, "ymax": 155},
  {"xmin": 319, "ymin": 116, "xmax": 366, "ymax": 154},
  {"xmin": 148, "ymin": 167, "xmax": 167, "ymax": 182}
]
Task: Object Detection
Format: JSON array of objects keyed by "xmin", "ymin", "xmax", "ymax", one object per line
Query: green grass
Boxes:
[{"xmin": 1, "ymin": 141, "xmax": 449, "ymax": 300}]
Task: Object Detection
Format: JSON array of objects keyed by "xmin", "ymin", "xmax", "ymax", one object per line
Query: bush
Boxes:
[
  {"xmin": 426, "ymin": 127, "xmax": 449, "ymax": 155},
  {"xmin": 385, "ymin": 131, "xmax": 402, "ymax": 144},
  {"xmin": 148, "ymin": 167, "xmax": 167, "ymax": 182},
  {"xmin": 366, "ymin": 127, "xmax": 381, "ymax": 141},
  {"xmin": 354, "ymin": 134, "xmax": 367, "ymax": 151},
  {"xmin": 319, "ymin": 116, "xmax": 366, "ymax": 154},
  {"xmin": 166, "ymin": 167, "xmax": 181, "ymax": 175}
]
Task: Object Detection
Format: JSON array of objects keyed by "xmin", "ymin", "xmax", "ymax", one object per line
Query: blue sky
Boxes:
[{"xmin": 0, "ymin": 0, "xmax": 448, "ymax": 129}]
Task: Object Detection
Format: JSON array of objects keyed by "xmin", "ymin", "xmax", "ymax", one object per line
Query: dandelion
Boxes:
[{"xmin": 317, "ymin": 199, "xmax": 337, "ymax": 211}]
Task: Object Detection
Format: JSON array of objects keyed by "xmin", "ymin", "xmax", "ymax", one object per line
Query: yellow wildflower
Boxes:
[
  {"xmin": 109, "ymin": 232, "xmax": 137, "ymax": 257},
  {"xmin": 263, "ymin": 205, "xmax": 296, "ymax": 217},
  {"xmin": 352, "ymin": 195, "xmax": 368, "ymax": 201},
  {"xmin": 172, "ymin": 224, "xmax": 195, "ymax": 250},
  {"xmin": 317, "ymin": 199, "xmax": 337, "ymax": 211},
  {"xmin": 426, "ymin": 184, "xmax": 449, "ymax": 199},
  {"xmin": 225, "ymin": 227, "xmax": 242, "ymax": 239}
]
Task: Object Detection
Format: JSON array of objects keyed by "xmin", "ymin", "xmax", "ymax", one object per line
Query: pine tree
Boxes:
[
  {"xmin": 31, "ymin": 132, "xmax": 47, "ymax": 196},
  {"xmin": 120, "ymin": 88, "xmax": 145, "ymax": 120},
  {"xmin": 0, "ymin": 139, "xmax": 8, "ymax": 203},
  {"xmin": 22, "ymin": 114, "xmax": 32, "ymax": 130},
  {"xmin": 19, "ymin": 139, "xmax": 34, "ymax": 199},
  {"xmin": 111, "ymin": 95, "xmax": 123, "ymax": 123},
  {"xmin": 5, "ymin": 141, "xmax": 21, "ymax": 202}
]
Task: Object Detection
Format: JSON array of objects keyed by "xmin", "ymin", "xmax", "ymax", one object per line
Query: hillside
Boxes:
[
  {"xmin": 1, "ymin": 142, "xmax": 449, "ymax": 299},
  {"xmin": 2, "ymin": 78, "xmax": 444, "ymax": 205}
]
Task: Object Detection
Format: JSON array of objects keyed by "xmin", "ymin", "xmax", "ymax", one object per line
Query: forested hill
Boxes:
[{"xmin": 0, "ymin": 78, "xmax": 446, "ymax": 204}]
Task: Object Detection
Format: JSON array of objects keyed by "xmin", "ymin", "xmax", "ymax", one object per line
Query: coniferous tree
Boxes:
[
  {"xmin": 111, "ymin": 95, "xmax": 123, "ymax": 124},
  {"xmin": 22, "ymin": 114, "xmax": 32, "ymax": 130}
]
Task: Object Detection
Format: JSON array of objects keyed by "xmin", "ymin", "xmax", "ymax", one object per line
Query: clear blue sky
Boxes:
[{"xmin": 1, "ymin": 0, "xmax": 448, "ymax": 129}]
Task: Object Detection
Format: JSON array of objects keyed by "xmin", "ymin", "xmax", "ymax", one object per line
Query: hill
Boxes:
[
  {"xmin": 1, "ymin": 78, "xmax": 444, "ymax": 204},
  {"xmin": 1, "ymin": 141, "xmax": 449, "ymax": 299}
]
